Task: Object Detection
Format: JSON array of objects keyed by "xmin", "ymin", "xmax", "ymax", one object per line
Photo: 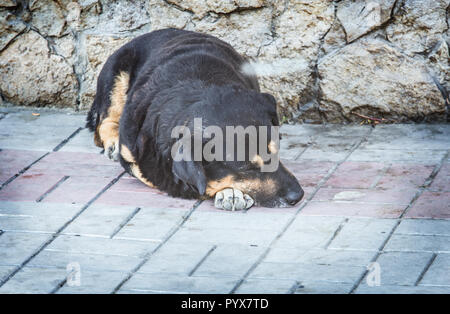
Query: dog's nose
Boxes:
[{"xmin": 284, "ymin": 188, "xmax": 304, "ymax": 206}]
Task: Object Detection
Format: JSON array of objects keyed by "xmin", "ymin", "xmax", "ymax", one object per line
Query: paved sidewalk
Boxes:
[{"xmin": 0, "ymin": 108, "xmax": 449, "ymax": 294}]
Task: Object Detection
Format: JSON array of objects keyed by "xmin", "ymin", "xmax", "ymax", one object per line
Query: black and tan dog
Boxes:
[{"xmin": 86, "ymin": 28, "xmax": 304, "ymax": 210}]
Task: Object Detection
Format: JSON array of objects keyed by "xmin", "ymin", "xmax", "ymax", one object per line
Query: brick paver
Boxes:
[
  {"xmin": 366, "ymin": 252, "xmax": 434, "ymax": 286},
  {"xmin": 0, "ymin": 111, "xmax": 84, "ymax": 151},
  {"xmin": 138, "ymin": 241, "xmax": 214, "ymax": 275},
  {"xmin": 235, "ymin": 278, "xmax": 298, "ymax": 294},
  {"xmin": 0, "ymin": 174, "xmax": 66, "ymax": 202},
  {"xmin": 405, "ymin": 191, "xmax": 450, "ymax": 219},
  {"xmin": 250, "ymin": 262, "xmax": 366, "ymax": 283},
  {"xmin": 121, "ymin": 273, "xmax": 240, "ymax": 294},
  {"xmin": 0, "ymin": 109, "xmax": 448, "ymax": 294},
  {"xmin": 348, "ymin": 149, "xmax": 448, "ymax": 163},
  {"xmin": 300, "ymin": 201, "xmax": 405, "ymax": 218},
  {"xmin": 0, "ymin": 232, "xmax": 52, "ymax": 265},
  {"xmin": 0, "ymin": 267, "xmax": 67, "ymax": 294},
  {"xmin": 325, "ymin": 162, "xmax": 386, "ymax": 189},
  {"xmin": 0, "ymin": 202, "xmax": 81, "ymax": 233},
  {"xmin": 420, "ymin": 254, "xmax": 450, "ymax": 286},
  {"xmin": 0, "ymin": 149, "xmax": 46, "ymax": 185},
  {"xmin": 355, "ymin": 284, "xmax": 450, "ymax": 294}
]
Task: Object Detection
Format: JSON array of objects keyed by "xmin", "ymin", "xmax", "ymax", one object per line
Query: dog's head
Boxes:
[{"xmin": 171, "ymin": 85, "xmax": 304, "ymax": 207}]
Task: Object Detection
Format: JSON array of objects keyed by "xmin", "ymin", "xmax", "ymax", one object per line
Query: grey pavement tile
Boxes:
[
  {"xmin": 0, "ymin": 245, "xmax": 41, "ymax": 266},
  {"xmin": 0, "ymin": 216, "xmax": 72, "ymax": 234},
  {"xmin": 114, "ymin": 207, "xmax": 188, "ymax": 242},
  {"xmin": 0, "ymin": 266, "xmax": 66, "ymax": 294},
  {"xmin": 46, "ymin": 235, "xmax": 157, "ymax": 258},
  {"xmin": 235, "ymin": 278, "xmax": 297, "ymax": 294},
  {"xmin": 420, "ymin": 254, "xmax": 450, "ymax": 286},
  {"xmin": 0, "ymin": 134, "xmax": 71, "ymax": 151},
  {"xmin": 0, "ymin": 202, "xmax": 80, "ymax": 232},
  {"xmin": 328, "ymin": 218, "xmax": 398, "ymax": 251},
  {"xmin": 281, "ymin": 124, "xmax": 370, "ymax": 138},
  {"xmin": 420, "ymin": 269, "xmax": 450, "ymax": 287},
  {"xmin": 423, "ymin": 253, "xmax": 450, "ymax": 270},
  {"xmin": 0, "ymin": 111, "xmax": 85, "ymax": 128},
  {"xmin": 384, "ymin": 234, "xmax": 450, "ymax": 253},
  {"xmin": 348, "ymin": 149, "xmax": 447, "ymax": 163},
  {"xmin": 139, "ymin": 241, "xmax": 213, "ymax": 275},
  {"xmin": 193, "ymin": 244, "xmax": 266, "ymax": 278},
  {"xmin": 0, "ymin": 265, "xmax": 16, "ymax": 281},
  {"xmin": 316, "ymin": 125, "xmax": 372, "ymax": 138},
  {"xmin": 0, "ymin": 232, "xmax": 51, "ymax": 265},
  {"xmin": 279, "ymin": 135, "xmax": 309, "ymax": 160},
  {"xmin": 121, "ymin": 273, "xmax": 239, "ymax": 293},
  {"xmin": 28, "ymin": 250, "xmax": 140, "ymax": 272},
  {"xmin": 170, "ymin": 208, "xmax": 288, "ymax": 247},
  {"xmin": 0, "ymin": 201, "xmax": 81, "ymax": 216},
  {"xmin": 58, "ymin": 128, "xmax": 102, "ymax": 154},
  {"xmin": 116, "ymin": 289, "xmax": 157, "ymax": 294},
  {"xmin": 280, "ymin": 124, "xmax": 321, "ymax": 137},
  {"xmin": 360, "ymin": 124, "xmax": 450, "ymax": 151},
  {"xmin": 170, "ymin": 225, "xmax": 277, "ymax": 246},
  {"xmin": 281, "ymin": 124, "xmax": 370, "ymax": 161},
  {"xmin": 0, "ymin": 112, "xmax": 84, "ymax": 151},
  {"xmin": 276, "ymin": 216, "xmax": 346, "ymax": 249},
  {"xmin": 250, "ymin": 262, "xmax": 366, "ymax": 283},
  {"xmin": 395, "ymin": 219, "xmax": 450, "ymax": 236},
  {"xmin": 63, "ymin": 204, "xmax": 139, "ymax": 238},
  {"xmin": 265, "ymin": 247, "xmax": 376, "ymax": 266},
  {"xmin": 295, "ymin": 281, "xmax": 353, "ymax": 294},
  {"xmin": 370, "ymin": 252, "xmax": 434, "ymax": 286},
  {"xmin": 185, "ymin": 209, "xmax": 293, "ymax": 231},
  {"xmin": 57, "ymin": 270, "xmax": 128, "ymax": 294},
  {"xmin": 355, "ymin": 284, "xmax": 450, "ymax": 294},
  {"xmin": 299, "ymin": 147, "xmax": 351, "ymax": 162},
  {"xmin": 298, "ymin": 125, "xmax": 369, "ymax": 161},
  {"xmin": 298, "ymin": 136, "xmax": 360, "ymax": 162}
]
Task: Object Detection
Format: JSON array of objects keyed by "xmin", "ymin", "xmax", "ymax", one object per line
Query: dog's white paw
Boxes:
[
  {"xmin": 214, "ymin": 188, "xmax": 254, "ymax": 211},
  {"xmin": 104, "ymin": 141, "xmax": 119, "ymax": 161}
]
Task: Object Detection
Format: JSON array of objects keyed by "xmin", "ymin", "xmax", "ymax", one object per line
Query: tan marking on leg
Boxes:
[
  {"xmin": 120, "ymin": 144, "xmax": 135, "ymax": 163},
  {"xmin": 96, "ymin": 71, "xmax": 130, "ymax": 150},
  {"xmin": 109, "ymin": 71, "xmax": 129, "ymax": 121},
  {"xmin": 98, "ymin": 120, "xmax": 119, "ymax": 152},
  {"xmin": 130, "ymin": 163, "xmax": 155, "ymax": 188},
  {"xmin": 94, "ymin": 124, "xmax": 103, "ymax": 147},
  {"xmin": 251, "ymin": 154, "xmax": 264, "ymax": 168},
  {"xmin": 268, "ymin": 140, "xmax": 278, "ymax": 154}
]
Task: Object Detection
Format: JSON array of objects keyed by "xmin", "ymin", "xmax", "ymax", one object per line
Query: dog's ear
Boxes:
[
  {"xmin": 261, "ymin": 93, "xmax": 277, "ymax": 107},
  {"xmin": 261, "ymin": 93, "xmax": 280, "ymax": 126},
  {"xmin": 172, "ymin": 160, "xmax": 207, "ymax": 195}
]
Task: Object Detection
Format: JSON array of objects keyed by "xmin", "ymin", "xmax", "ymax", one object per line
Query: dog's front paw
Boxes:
[
  {"xmin": 104, "ymin": 141, "xmax": 119, "ymax": 161},
  {"xmin": 214, "ymin": 188, "xmax": 254, "ymax": 211}
]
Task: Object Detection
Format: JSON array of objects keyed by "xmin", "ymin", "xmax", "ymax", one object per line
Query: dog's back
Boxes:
[{"xmin": 86, "ymin": 29, "xmax": 258, "ymax": 137}]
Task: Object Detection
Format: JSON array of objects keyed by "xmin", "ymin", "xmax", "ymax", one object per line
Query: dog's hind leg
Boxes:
[{"xmin": 97, "ymin": 71, "xmax": 129, "ymax": 161}]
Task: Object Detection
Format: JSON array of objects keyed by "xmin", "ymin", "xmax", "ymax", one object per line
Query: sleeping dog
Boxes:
[{"xmin": 86, "ymin": 28, "xmax": 304, "ymax": 210}]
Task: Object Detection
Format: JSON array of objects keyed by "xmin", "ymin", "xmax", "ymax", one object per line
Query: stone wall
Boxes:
[{"xmin": 0, "ymin": 0, "xmax": 448, "ymax": 123}]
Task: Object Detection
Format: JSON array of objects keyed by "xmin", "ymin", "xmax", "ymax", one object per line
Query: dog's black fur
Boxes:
[{"xmin": 87, "ymin": 28, "xmax": 304, "ymax": 207}]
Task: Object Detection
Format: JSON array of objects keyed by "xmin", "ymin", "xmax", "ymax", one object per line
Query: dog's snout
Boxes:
[{"xmin": 284, "ymin": 188, "xmax": 304, "ymax": 206}]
